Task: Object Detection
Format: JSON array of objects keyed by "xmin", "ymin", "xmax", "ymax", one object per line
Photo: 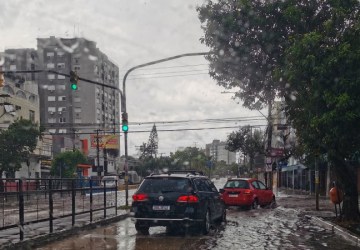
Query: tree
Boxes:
[
  {"xmin": 283, "ymin": 2, "xmax": 360, "ymax": 220},
  {"xmin": 226, "ymin": 126, "xmax": 264, "ymax": 170},
  {"xmin": 147, "ymin": 124, "xmax": 158, "ymax": 157},
  {"xmin": 140, "ymin": 124, "xmax": 159, "ymax": 159},
  {"xmin": 0, "ymin": 119, "xmax": 42, "ymax": 177},
  {"xmin": 171, "ymin": 147, "xmax": 208, "ymax": 173},
  {"xmin": 51, "ymin": 150, "xmax": 88, "ymax": 178},
  {"xmin": 198, "ymin": 0, "xmax": 360, "ymax": 220}
]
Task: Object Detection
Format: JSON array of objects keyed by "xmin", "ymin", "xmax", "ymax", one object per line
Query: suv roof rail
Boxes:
[{"xmin": 167, "ymin": 170, "xmax": 204, "ymax": 176}]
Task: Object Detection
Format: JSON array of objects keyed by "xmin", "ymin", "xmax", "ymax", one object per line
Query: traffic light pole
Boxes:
[{"xmin": 121, "ymin": 52, "xmax": 210, "ymax": 206}]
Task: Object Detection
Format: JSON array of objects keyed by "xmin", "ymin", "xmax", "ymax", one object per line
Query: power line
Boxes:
[{"xmin": 42, "ymin": 124, "xmax": 268, "ymax": 136}]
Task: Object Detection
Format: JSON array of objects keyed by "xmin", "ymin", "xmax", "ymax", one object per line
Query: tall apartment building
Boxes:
[
  {"xmin": 205, "ymin": 139, "xmax": 236, "ymax": 165},
  {"xmin": 36, "ymin": 37, "xmax": 120, "ymax": 175},
  {"xmin": 0, "ymin": 48, "xmax": 52, "ymax": 178}
]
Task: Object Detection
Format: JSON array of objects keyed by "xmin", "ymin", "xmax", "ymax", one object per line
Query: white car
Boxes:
[{"xmin": 101, "ymin": 176, "xmax": 124, "ymax": 188}]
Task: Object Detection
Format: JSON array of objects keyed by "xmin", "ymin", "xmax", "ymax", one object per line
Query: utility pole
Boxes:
[
  {"xmin": 122, "ymin": 52, "xmax": 210, "ymax": 206},
  {"xmin": 96, "ymin": 129, "xmax": 101, "ymax": 177},
  {"xmin": 266, "ymin": 101, "xmax": 273, "ymax": 188}
]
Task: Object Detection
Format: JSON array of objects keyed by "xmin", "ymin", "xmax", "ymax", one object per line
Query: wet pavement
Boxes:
[{"xmin": 34, "ymin": 179, "xmax": 360, "ymax": 250}]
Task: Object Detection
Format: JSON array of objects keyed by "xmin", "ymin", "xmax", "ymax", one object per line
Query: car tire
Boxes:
[
  {"xmin": 270, "ymin": 196, "xmax": 276, "ymax": 208},
  {"xmin": 252, "ymin": 199, "xmax": 258, "ymax": 209},
  {"xmin": 135, "ymin": 222, "xmax": 149, "ymax": 235},
  {"xmin": 201, "ymin": 209, "xmax": 211, "ymax": 235},
  {"xmin": 218, "ymin": 208, "xmax": 226, "ymax": 224}
]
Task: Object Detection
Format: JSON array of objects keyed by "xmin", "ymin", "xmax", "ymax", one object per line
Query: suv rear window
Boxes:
[
  {"xmin": 139, "ymin": 177, "xmax": 192, "ymax": 193},
  {"xmin": 224, "ymin": 180, "xmax": 249, "ymax": 189}
]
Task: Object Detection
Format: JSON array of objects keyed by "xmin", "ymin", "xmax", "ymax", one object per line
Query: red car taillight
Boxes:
[
  {"xmin": 244, "ymin": 189, "xmax": 252, "ymax": 195},
  {"xmin": 177, "ymin": 195, "xmax": 199, "ymax": 203},
  {"xmin": 132, "ymin": 193, "xmax": 148, "ymax": 201}
]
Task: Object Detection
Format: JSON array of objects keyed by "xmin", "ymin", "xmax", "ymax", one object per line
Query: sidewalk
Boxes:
[{"xmin": 277, "ymin": 188, "xmax": 360, "ymax": 246}]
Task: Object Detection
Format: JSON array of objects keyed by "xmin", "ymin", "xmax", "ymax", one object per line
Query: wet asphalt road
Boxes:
[
  {"xmin": 36, "ymin": 179, "xmax": 360, "ymax": 250},
  {"xmin": 37, "ymin": 206, "xmax": 359, "ymax": 250}
]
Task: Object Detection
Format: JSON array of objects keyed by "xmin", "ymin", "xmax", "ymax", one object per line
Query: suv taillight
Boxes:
[
  {"xmin": 132, "ymin": 193, "xmax": 148, "ymax": 201},
  {"xmin": 177, "ymin": 195, "xmax": 199, "ymax": 203}
]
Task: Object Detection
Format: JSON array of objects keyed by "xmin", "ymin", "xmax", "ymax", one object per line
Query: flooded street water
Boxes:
[
  {"xmin": 37, "ymin": 204, "xmax": 359, "ymax": 250},
  {"xmin": 35, "ymin": 179, "xmax": 360, "ymax": 250}
]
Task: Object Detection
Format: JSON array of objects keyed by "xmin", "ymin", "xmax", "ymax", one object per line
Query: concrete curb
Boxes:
[
  {"xmin": 306, "ymin": 215, "xmax": 360, "ymax": 246},
  {"xmin": 0, "ymin": 213, "xmax": 130, "ymax": 250}
]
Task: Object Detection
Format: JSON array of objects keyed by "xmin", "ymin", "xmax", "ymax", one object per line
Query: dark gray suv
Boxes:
[{"xmin": 131, "ymin": 170, "xmax": 226, "ymax": 235}]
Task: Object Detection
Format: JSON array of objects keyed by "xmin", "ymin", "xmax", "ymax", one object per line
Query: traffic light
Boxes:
[
  {"xmin": 121, "ymin": 112, "xmax": 128, "ymax": 132},
  {"xmin": 69, "ymin": 70, "xmax": 78, "ymax": 90},
  {"xmin": 0, "ymin": 72, "xmax": 4, "ymax": 87}
]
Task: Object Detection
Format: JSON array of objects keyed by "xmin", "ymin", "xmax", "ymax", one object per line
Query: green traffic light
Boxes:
[
  {"xmin": 122, "ymin": 124, "xmax": 129, "ymax": 132},
  {"xmin": 71, "ymin": 83, "xmax": 78, "ymax": 90}
]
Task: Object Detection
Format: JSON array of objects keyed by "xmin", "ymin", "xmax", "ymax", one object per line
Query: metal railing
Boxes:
[{"xmin": 0, "ymin": 178, "xmax": 118, "ymax": 241}]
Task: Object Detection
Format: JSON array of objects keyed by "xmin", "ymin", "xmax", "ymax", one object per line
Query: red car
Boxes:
[{"xmin": 220, "ymin": 178, "xmax": 275, "ymax": 209}]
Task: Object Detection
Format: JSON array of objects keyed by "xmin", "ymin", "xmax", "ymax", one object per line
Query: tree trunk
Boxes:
[{"xmin": 330, "ymin": 154, "xmax": 360, "ymax": 221}]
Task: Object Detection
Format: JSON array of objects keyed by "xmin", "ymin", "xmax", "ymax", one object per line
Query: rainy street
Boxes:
[
  {"xmin": 36, "ymin": 203, "xmax": 359, "ymax": 250},
  {"xmin": 36, "ymin": 179, "xmax": 359, "ymax": 250}
]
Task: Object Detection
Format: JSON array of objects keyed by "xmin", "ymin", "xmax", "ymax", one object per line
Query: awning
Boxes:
[
  {"xmin": 77, "ymin": 164, "xmax": 92, "ymax": 169},
  {"xmin": 281, "ymin": 164, "xmax": 307, "ymax": 172}
]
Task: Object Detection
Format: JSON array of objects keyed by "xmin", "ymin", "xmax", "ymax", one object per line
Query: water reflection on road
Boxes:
[
  {"xmin": 37, "ymin": 206, "xmax": 359, "ymax": 250},
  {"xmin": 37, "ymin": 178, "xmax": 360, "ymax": 250}
]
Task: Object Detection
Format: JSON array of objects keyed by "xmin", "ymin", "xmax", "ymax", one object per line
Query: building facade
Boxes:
[
  {"xmin": 0, "ymin": 50, "xmax": 52, "ymax": 178},
  {"xmin": 205, "ymin": 139, "xmax": 236, "ymax": 165},
  {"xmin": 36, "ymin": 37, "xmax": 120, "ymax": 176}
]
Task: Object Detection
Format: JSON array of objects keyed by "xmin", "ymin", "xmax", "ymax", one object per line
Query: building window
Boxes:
[
  {"xmin": 74, "ymin": 97, "xmax": 81, "ymax": 102},
  {"xmin": 48, "ymin": 96, "xmax": 56, "ymax": 101},
  {"xmin": 57, "ymin": 51, "xmax": 64, "ymax": 57},
  {"xmin": 29, "ymin": 110, "xmax": 35, "ymax": 122},
  {"xmin": 58, "ymin": 107, "xmax": 66, "ymax": 112},
  {"xmin": 74, "ymin": 107, "xmax": 82, "ymax": 113},
  {"xmin": 48, "ymin": 118, "xmax": 56, "ymax": 123},
  {"xmin": 58, "ymin": 129, "xmax": 67, "ymax": 133},
  {"xmin": 75, "ymin": 119, "xmax": 82, "ymax": 123},
  {"xmin": 57, "ymin": 63, "xmax": 65, "ymax": 69},
  {"xmin": 58, "ymin": 75, "xmax": 65, "ymax": 80},
  {"xmin": 10, "ymin": 65, "xmax": 16, "ymax": 70},
  {"xmin": 46, "ymin": 52, "xmax": 54, "ymax": 58},
  {"xmin": 59, "ymin": 117, "xmax": 66, "ymax": 123},
  {"xmin": 48, "ymin": 74, "xmax": 55, "ymax": 80},
  {"xmin": 48, "ymin": 107, "xmax": 56, "ymax": 112},
  {"xmin": 74, "ymin": 58, "xmax": 80, "ymax": 64},
  {"xmin": 48, "ymin": 85, "xmax": 55, "ymax": 91},
  {"xmin": 74, "ymin": 66, "xmax": 80, "ymax": 71},
  {"xmin": 47, "ymin": 63, "xmax": 55, "ymax": 69},
  {"xmin": 58, "ymin": 96, "xmax": 66, "ymax": 101},
  {"xmin": 57, "ymin": 84, "xmax": 66, "ymax": 90},
  {"xmin": 48, "ymin": 129, "xmax": 56, "ymax": 134}
]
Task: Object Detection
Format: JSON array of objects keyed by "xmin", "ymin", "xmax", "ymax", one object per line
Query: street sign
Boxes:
[
  {"xmin": 265, "ymin": 157, "xmax": 272, "ymax": 172},
  {"xmin": 270, "ymin": 148, "xmax": 284, "ymax": 157}
]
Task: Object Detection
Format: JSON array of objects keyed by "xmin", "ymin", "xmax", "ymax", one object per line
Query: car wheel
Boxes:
[
  {"xmin": 218, "ymin": 208, "xmax": 226, "ymax": 224},
  {"xmin": 135, "ymin": 222, "xmax": 149, "ymax": 235},
  {"xmin": 270, "ymin": 196, "xmax": 276, "ymax": 208},
  {"xmin": 201, "ymin": 209, "xmax": 211, "ymax": 235},
  {"xmin": 252, "ymin": 199, "xmax": 258, "ymax": 209}
]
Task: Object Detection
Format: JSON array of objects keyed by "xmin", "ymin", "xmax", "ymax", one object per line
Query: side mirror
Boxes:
[{"xmin": 219, "ymin": 188, "xmax": 225, "ymax": 194}]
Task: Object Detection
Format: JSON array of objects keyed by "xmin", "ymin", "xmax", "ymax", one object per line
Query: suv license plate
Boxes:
[
  {"xmin": 229, "ymin": 194, "xmax": 238, "ymax": 198},
  {"xmin": 153, "ymin": 205, "xmax": 170, "ymax": 211}
]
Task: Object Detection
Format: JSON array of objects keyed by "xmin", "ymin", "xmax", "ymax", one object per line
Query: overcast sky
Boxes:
[{"xmin": 0, "ymin": 0, "xmax": 267, "ymax": 156}]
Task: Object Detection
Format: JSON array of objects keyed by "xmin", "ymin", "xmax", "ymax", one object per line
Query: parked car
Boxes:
[
  {"xmin": 101, "ymin": 175, "xmax": 124, "ymax": 188},
  {"xmin": 220, "ymin": 178, "xmax": 275, "ymax": 210},
  {"xmin": 131, "ymin": 170, "xmax": 226, "ymax": 235}
]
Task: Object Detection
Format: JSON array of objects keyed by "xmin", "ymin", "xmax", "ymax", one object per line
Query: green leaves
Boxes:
[
  {"xmin": 51, "ymin": 150, "xmax": 88, "ymax": 178},
  {"xmin": 0, "ymin": 119, "xmax": 42, "ymax": 174}
]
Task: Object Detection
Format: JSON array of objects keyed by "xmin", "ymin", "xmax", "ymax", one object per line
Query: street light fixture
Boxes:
[{"xmin": 121, "ymin": 52, "xmax": 210, "ymax": 206}]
